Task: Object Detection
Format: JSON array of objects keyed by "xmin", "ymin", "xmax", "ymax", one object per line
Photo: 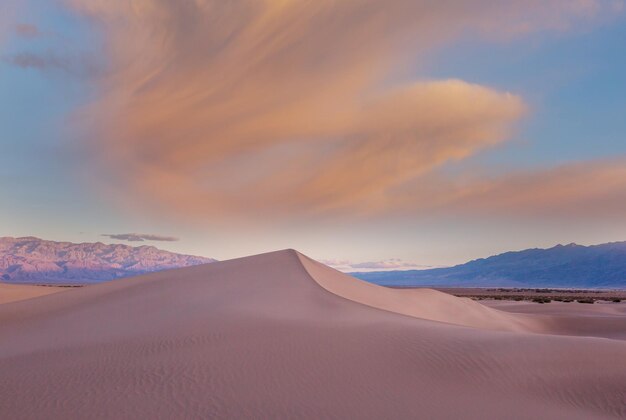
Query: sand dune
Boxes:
[
  {"xmin": 0, "ymin": 282, "xmax": 68, "ymax": 304},
  {"xmin": 485, "ymin": 299, "xmax": 626, "ymax": 316},
  {"xmin": 299, "ymin": 253, "xmax": 540, "ymax": 332},
  {"xmin": 484, "ymin": 299, "xmax": 626, "ymax": 340},
  {"xmin": 0, "ymin": 250, "xmax": 625, "ymax": 419}
]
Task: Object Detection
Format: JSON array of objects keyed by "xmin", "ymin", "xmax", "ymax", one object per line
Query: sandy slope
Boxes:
[
  {"xmin": 298, "ymin": 253, "xmax": 541, "ymax": 332},
  {"xmin": 0, "ymin": 250, "xmax": 625, "ymax": 419},
  {"xmin": 0, "ymin": 282, "xmax": 68, "ymax": 304},
  {"xmin": 483, "ymin": 300, "xmax": 626, "ymax": 340},
  {"xmin": 484, "ymin": 299, "xmax": 626, "ymax": 316}
]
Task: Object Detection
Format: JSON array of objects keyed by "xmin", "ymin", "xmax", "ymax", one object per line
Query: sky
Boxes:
[{"xmin": 1, "ymin": 0, "xmax": 626, "ymax": 270}]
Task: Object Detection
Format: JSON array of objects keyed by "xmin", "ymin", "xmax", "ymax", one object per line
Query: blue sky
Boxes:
[
  {"xmin": 1, "ymin": 1, "xmax": 625, "ymax": 268},
  {"xmin": 429, "ymin": 20, "xmax": 626, "ymax": 168}
]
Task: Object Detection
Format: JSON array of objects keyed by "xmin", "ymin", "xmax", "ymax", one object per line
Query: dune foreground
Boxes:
[{"xmin": 1, "ymin": 250, "xmax": 625, "ymax": 419}]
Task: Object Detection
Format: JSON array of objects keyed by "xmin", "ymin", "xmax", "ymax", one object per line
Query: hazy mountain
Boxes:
[
  {"xmin": 352, "ymin": 242, "xmax": 626, "ymax": 288},
  {"xmin": 0, "ymin": 236, "xmax": 215, "ymax": 284}
]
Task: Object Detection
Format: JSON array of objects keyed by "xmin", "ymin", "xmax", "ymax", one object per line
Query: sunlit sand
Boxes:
[{"xmin": 1, "ymin": 250, "xmax": 624, "ymax": 419}]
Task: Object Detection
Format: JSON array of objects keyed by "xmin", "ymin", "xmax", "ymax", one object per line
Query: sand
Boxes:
[
  {"xmin": 482, "ymin": 299, "xmax": 626, "ymax": 340},
  {"xmin": 0, "ymin": 282, "xmax": 68, "ymax": 304},
  {"xmin": 484, "ymin": 299, "xmax": 626, "ymax": 316},
  {"xmin": 0, "ymin": 250, "xmax": 625, "ymax": 419}
]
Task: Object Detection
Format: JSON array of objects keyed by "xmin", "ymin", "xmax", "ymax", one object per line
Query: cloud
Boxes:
[
  {"xmin": 102, "ymin": 233, "xmax": 179, "ymax": 242},
  {"xmin": 458, "ymin": 159, "xmax": 626, "ymax": 219},
  {"xmin": 388, "ymin": 158, "xmax": 626, "ymax": 221},
  {"xmin": 15, "ymin": 23, "xmax": 40, "ymax": 38},
  {"xmin": 318, "ymin": 259, "xmax": 353, "ymax": 269},
  {"xmin": 64, "ymin": 0, "xmax": 621, "ymax": 222},
  {"xmin": 3, "ymin": 52, "xmax": 98, "ymax": 77},
  {"xmin": 350, "ymin": 260, "xmax": 438, "ymax": 270},
  {"xmin": 321, "ymin": 258, "xmax": 441, "ymax": 272},
  {"xmin": 5, "ymin": 53, "xmax": 62, "ymax": 70}
]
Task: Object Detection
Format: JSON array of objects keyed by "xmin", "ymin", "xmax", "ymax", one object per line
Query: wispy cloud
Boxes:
[
  {"xmin": 102, "ymin": 233, "xmax": 179, "ymax": 242},
  {"xmin": 321, "ymin": 258, "xmax": 441, "ymax": 272},
  {"xmin": 3, "ymin": 52, "xmax": 99, "ymax": 77},
  {"xmin": 318, "ymin": 259, "xmax": 353, "ymax": 269},
  {"xmin": 15, "ymin": 23, "xmax": 40, "ymax": 38},
  {"xmin": 385, "ymin": 157, "xmax": 626, "ymax": 221},
  {"xmin": 64, "ymin": 0, "xmax": 623, "ymax": 223}
]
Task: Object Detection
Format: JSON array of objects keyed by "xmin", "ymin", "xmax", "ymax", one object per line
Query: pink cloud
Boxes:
[
  {"xmin": 63, "ymin": 0, "xmax": 623, "ymax": 224},
  {"xmin": 322, "ymin": 258, "xmax": 443, "ymax": 272},
  {"xmin": 384, "ymin": 157, "xmax": 626, "ymax": 222},
  {"xmin": 15, "ymin": 23, "xmax": 40, "ymax": 38}
]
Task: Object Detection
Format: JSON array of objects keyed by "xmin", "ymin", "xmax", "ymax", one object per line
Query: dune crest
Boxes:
[{"xmin": 297, "ymin": 252, "xmax": 538, "ymax": 331}]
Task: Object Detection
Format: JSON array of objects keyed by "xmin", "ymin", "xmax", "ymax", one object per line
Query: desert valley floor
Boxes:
[{"xmin": 1, "ymin": 250, "xmax": 625, "ymax": 419}]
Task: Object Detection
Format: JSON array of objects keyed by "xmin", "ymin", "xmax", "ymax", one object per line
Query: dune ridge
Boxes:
[
  {"xmin": 0, "ymin": 249, "xmax": 625, "ymax": 419},
  {"xmin": 297, "ymin": 252, "xmax": 541, "ymax": 332}
]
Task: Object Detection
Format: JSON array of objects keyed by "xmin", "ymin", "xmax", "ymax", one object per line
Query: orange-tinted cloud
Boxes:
[
  {"xmin": 391, "ymin": 158, "xmax": 626, "ymax": 221},
  {"xmin": 65, "ymin": 0, "xmax": 622, "ymax": 222},
  {"xmin": 15, "ymin": 23, "xmax": 40, "ymax": 38},
  {"xmin": 460, "ymin": 159, "xmax": 626, "ymax": 220}
]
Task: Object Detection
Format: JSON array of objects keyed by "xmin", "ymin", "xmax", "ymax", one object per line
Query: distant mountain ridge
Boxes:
[
  {"xmin": 352, "ymin": 242, "xmax": 626, "ymax": 289},
  {"xmin": 0, "ymin": 236, "xmax": 215, "ymax": 284}
]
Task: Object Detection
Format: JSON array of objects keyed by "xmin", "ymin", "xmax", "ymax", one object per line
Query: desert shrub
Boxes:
[
  {"xmin": 577, "ymin": 298, "xmax": 595, "ymax": 304},
  {"xmin": 611, "ymin": 298, "xmax": 622, "ymax": 303},
  {"xmin": 532, "ymin": 297, "xmax": 551, "ymax": 304}
]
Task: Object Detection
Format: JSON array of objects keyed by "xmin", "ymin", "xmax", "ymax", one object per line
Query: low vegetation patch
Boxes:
[
  {"xmin": 446, "ymin": 288, "xmax": 625, "ymax": 303},
  {"xmin": 532, "ymin": 297, "xmax": 551, "ymax": 304},
  {"xmin": 576, "ymin": 298, "xmax": 595, "ymax": 304}
]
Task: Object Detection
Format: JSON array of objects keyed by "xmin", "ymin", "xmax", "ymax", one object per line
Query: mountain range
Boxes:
[
  {"xmin": 352, "ymin": 242, "xmax": 626, "ymax": 289},
  {"xmin": 0, "ymin": 236, "xmax": 215, "ymax": 284},
  {"xmin": 3, "ymin": 237, "xmax": 626, "ymax": 288}
]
